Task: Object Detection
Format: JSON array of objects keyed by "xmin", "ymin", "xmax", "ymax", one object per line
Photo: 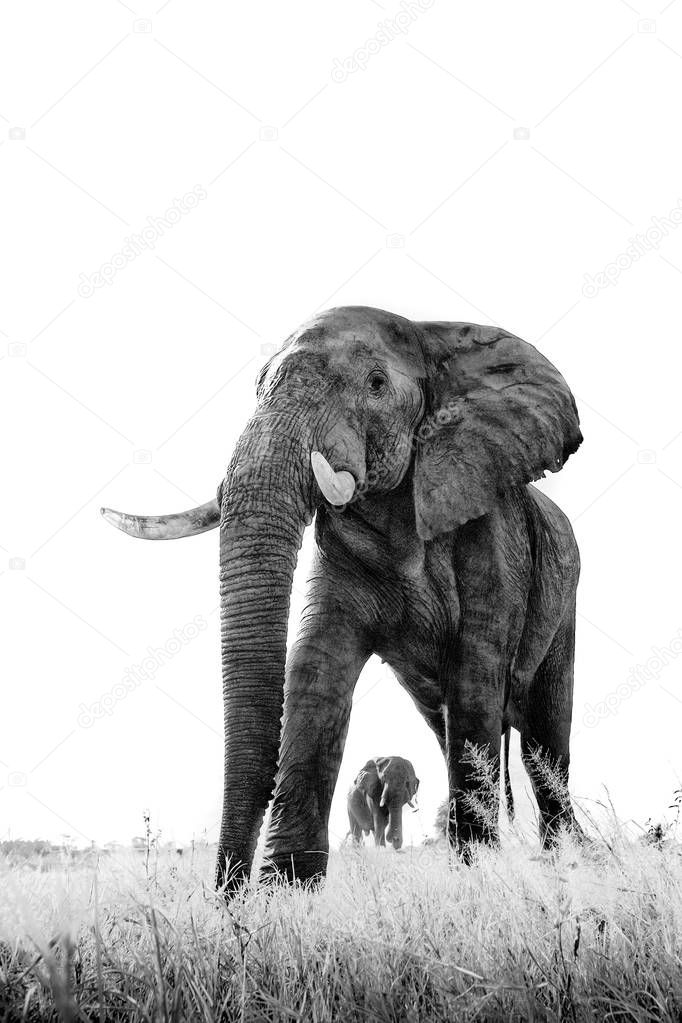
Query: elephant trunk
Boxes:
[{"xmin": 215, "ymin": 406, "xmax": 315, "ymax": 892}]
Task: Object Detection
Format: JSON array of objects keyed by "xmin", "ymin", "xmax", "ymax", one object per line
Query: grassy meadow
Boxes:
[{"xmin": 1, "ymin": 812, "xmax": 681, "ymax": 1023}]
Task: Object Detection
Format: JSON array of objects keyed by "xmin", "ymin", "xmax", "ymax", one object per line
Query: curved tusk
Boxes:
[
  {"xmin": 100, "ymin": 499, "xmax": 220, "ymax": 540},
  {"xmin": 310, "ymin": 451, "xmax": 355, "ymax": 506},
  {"xmin": 380, "ymin": 782, "xmax": 390, "ymax": 808}
]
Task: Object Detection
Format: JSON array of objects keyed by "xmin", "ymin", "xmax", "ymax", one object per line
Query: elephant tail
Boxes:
[{"xmin": 503, "ymin": 725, "xmax": 515, "ymax": 821}]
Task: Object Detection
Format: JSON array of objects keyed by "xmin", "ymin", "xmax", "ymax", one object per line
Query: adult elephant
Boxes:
[
  {"xmin": 347, "ymin": 756, "xmax": 419, "ymax": 849},
  {"xmin": 101, "ymin": 305, "xmax": 583, "ymax": 893}
]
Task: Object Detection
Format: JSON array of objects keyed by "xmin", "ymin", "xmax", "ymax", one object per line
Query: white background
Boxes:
[{"xmin": 1, "ymin": 0, "xmax": 681, "ymax": 851}]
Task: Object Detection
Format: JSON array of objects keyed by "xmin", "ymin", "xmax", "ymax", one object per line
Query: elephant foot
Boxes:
[
  {"xmin": 215, "ymin": 848, "xmax": 251, "ymax": 899},
  {"xmin": 448, "ymin": 820, "xmax": 499, "ymax": 864},
  {"xmin": 540, "ymin": 812, "xmax": 588, "ymax": 850},
  {"xmin": 260, "ymin": 849, "xmax": 329, "ymax": 887}
]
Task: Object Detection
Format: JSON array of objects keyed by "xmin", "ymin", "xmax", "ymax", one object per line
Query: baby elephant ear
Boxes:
[{"xmin": 413, "ymin": 322, "xmax": 582, "ymax": 540}]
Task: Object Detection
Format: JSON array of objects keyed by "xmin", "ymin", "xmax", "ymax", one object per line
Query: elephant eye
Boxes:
[
  {"xmin": 367, "ymin": 371, "xmax": 387, "ymax": 396},
  {"xmin": 490, "ymin": 363, "xmax": 518, "ymax": 376}
]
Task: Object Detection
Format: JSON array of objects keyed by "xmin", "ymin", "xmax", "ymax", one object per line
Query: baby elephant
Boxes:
[{"xmin": 347, "ymin": 756, "xmax": 419, "ymax": 850}]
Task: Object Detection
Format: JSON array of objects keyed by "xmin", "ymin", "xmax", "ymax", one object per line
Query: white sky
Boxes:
[{"xmin": 1, "ymin": 1, "xmax": 681, "ymax": 851}]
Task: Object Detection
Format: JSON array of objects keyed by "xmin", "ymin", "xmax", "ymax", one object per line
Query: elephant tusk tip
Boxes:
[{"xmin": 101, "ymin": 507, "xmax": 127, "ymax": 533}]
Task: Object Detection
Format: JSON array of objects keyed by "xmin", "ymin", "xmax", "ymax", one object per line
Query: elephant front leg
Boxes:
[
  {"xmin": 519, "ymin": 606, "xmax": 582, "ymax": 847},
  {"xmin": 371, "ymin": 804, "xmax": 388, "ymax": 846},
  {"xmin": 348, "ymin": 816, "xmax": 364, "ymax": 844},
  {"xmin": 262, "ymin": 625, "xmax": 370, "ymax": 885},
  {"xmin": 443, "ymin": 661, "xmax": 505, "ymax": 860},
  {"xmin": 348, "ymin": 788, "xmax": 372, "ymax": 844}
]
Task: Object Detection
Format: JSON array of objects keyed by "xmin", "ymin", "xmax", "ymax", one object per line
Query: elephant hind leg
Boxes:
[{"xmin": 520, "ymin": 606, "xmax": 581, "ymax": 847}]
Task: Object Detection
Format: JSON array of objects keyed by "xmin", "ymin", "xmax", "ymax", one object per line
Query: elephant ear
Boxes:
[
  {"xmin": 413, "ymin": 321, "xmax": 582, "ymax": 540},
  {"xmin": 356, "ymin": 760, "xmax": 380, "ymax": 793}
]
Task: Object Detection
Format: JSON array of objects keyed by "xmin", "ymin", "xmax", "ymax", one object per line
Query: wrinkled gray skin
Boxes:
[
  {"xmin": 102, "ymin": 305, "xmax": 583, "ymax": 894},
  {"xmin": 347, "ymin": 757, "xmax": 419, "ymax": 850}
]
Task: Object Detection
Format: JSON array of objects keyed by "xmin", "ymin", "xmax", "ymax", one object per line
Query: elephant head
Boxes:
[{"xmin": 101, "ymin": 305, "xmax": 581, "ymax": 889}]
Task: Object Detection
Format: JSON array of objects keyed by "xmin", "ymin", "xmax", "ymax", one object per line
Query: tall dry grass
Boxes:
[{"xmin": 1, "ymin": 807, "xmax": 681, "ymax": 1022}]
